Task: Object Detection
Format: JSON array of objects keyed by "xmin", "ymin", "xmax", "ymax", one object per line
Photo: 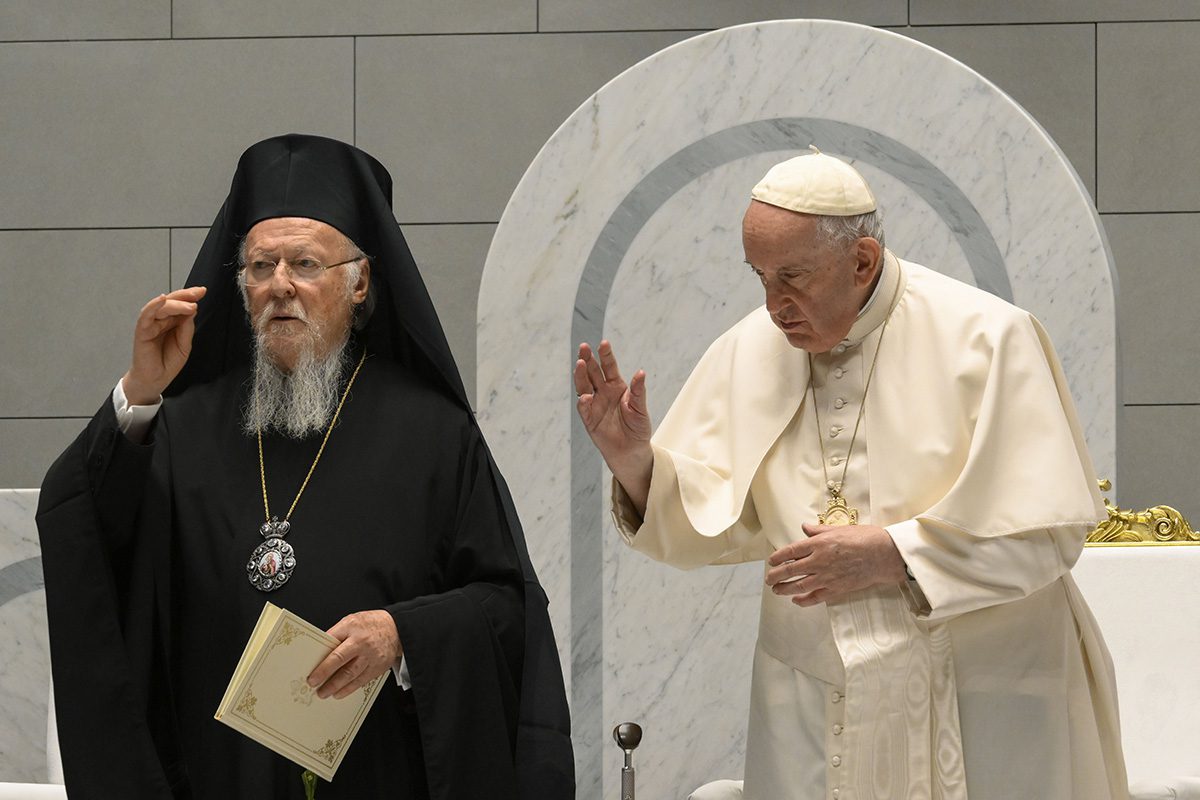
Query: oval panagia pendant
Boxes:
[{"xmin": 247, "ymin": 517, "xmax": 296, "ymax": 592}]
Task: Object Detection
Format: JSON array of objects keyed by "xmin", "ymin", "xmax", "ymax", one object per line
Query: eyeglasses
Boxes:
[{"xmin": 241, "ymin": 255, "xmax": 363, "ymax": 286}]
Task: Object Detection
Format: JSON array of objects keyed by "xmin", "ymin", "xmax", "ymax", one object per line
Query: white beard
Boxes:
[{"xmin": 242, "ymin": 309, "xmax": 352, "ymax": 439}]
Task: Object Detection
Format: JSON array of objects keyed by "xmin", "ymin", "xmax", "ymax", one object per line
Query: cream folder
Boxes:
[{"xmin": 215, "ymin": 602, "xmax": 387, "ymax": 781}]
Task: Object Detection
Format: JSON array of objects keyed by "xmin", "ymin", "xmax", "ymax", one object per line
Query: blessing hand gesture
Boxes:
[
  {"xmin": 121, "ymin": 286, "xmax": 207, "ymax": 405},
  {"xmin": 574, "ymin": 340, "xmax": 653, "ymax": 514}
]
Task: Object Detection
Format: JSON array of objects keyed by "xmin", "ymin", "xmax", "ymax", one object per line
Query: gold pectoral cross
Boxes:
[{"xmin": 818, "ymin": 488, "xmax": 859, "ymax": 527}]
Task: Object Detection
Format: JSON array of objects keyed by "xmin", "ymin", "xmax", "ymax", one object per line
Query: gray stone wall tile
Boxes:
[
  {"xmin": 1118, "ymin": 405, "xmax": 1200, "ymax": 521},
  {"xmin": 171, "ymin": 228, "xmax": 210, "ymax": 290},
  {"xmin": 900, "ymin": 24, "xmax": 1096, "ymax": 197},
  {"xmin": 912, "ymin": 0, "xmax": 1200, "ymax": 24},
  {"xmin": 403, "ymin": 224, "xmax": 496, "ymax": 407},
  {"xmin": 355, "ymin": 31, "xmax": 698, "ymax": 224},
  {"xmin": 1098, "ymin": 22, "xmax": 1200, "ymax": 212},
  {"xmin": 0, "ymin": 39, "xmax": 353, "ymax": 229},
  {"xmin": 539, "ymin": 0, "xmax": 905, "ymax": 31},
  {"xmin": 0, "ymin": 419, "xmax": 86, "ymax": 488},
  {"xmin": 0, "ymin": 230, "xmax": 168, "ymax": 418},
  {"xmin": 0, "ymin": 0, "xmax": 169, "ymax": 41},
  {"xmin": 1104, "ymin": 213, "xmax": 1200, "ymax": 405},
  {"xmin": 174, "ymin": 0, "xmax": 534, "ymax": 38}
]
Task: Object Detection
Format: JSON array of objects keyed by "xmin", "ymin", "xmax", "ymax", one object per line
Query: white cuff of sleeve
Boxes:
[
  {"xmin": 887, "ymin": 520, "xmax": 932, "ymax": 617},
  {"xmin": 112, "ymin": 381, "xmax": 162, "ymax": 445},
  {"xmin": 391, "ymin": 656, "xmax": 411, "ymax": 690}
]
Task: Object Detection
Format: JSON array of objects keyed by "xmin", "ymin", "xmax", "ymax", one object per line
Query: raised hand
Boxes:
[
  {"xmin": 121, "ymin": 286, "xmax": 207, "ymax": 405},
  {"xmin": 574, "ymin": 340, "xmax": 653, "ymax": 514}
]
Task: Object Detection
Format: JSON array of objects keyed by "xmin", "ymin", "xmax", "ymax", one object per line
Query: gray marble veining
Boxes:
[{"xmin": 0, "ymin": 489, "xmax": 50, "ymax": 783}]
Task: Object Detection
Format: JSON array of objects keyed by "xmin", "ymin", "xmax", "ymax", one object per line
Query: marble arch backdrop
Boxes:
[{"xmin": 477, "ymin": 19, "xmax": 1117, "ymax": 798}]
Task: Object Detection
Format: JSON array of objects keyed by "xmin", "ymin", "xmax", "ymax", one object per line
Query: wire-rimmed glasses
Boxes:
[{"xmin": 241, "ymin": 255, "xmax": 363, "ymax": 286}]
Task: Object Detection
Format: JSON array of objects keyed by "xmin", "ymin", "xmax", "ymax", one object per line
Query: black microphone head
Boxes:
[{"xmin": 613, "ymin": 722, "xmax": 643, "ymax": 750}]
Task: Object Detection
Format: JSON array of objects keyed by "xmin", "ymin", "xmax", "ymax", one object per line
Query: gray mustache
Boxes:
[{"xmin": 255, "ymin": 302, "xmax": 309, "ymax": 328}]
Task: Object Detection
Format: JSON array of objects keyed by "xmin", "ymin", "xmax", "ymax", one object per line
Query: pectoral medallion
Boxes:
[
  {"xmin": 247, "ymin": 517, "xmax": 296, "ymax": 592},
  {"xmin": 818, "ymin": 491, "xmax": 859, "ymax": 527}
]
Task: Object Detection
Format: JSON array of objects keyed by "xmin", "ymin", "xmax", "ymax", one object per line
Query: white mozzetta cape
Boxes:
[{"xmin": 614, "ymin": 255, "xmax": 1128, "ymax": 800}]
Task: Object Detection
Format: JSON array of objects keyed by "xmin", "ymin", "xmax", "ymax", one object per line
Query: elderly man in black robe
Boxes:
[{"xmin": 37, "ymin": 135, "xmax": 573, "ymax": 799}]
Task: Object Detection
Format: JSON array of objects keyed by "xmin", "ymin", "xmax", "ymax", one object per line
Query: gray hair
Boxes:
[
  {"xmin": 815, "ymin": 210, "xmax": 886, "ymax": 255},
  {"xmin": 235, "ymin": 230, "xmax": 376, "ymax": 331}
]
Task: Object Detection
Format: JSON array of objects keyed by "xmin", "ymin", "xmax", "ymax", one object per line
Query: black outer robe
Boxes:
[{"xmin": 36, "ymin": 135, "xmax": 574, "ymax": 799}]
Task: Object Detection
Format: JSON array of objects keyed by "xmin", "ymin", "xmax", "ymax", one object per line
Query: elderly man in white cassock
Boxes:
[{"xmin": 574, "ymin": 148, "xmax": 1129, "ymax": 800}]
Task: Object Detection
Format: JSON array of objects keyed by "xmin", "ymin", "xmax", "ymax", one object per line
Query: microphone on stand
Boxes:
[{"xmin": 613, "ymin": 722, "xmax": 643, "ymax": 800}]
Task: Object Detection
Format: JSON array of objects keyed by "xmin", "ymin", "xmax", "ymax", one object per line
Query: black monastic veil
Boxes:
[{"xmin": 37, "ymin": 134, "xmax": 573, "ymax": 799}]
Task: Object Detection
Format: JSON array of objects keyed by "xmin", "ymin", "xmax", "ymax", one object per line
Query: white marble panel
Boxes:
[
  {"xmin": 0, "ymin": 490, "xmax": 49, "ymax": 783},
  {"xmin": 478, "ymin": 19, "xmax": 1118, "ymax": 797}
]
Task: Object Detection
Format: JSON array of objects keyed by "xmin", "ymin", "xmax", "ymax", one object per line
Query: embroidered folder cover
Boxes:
[{"xmin": 214, "ymin": 602, "xmax": 387, "ymax": 780}]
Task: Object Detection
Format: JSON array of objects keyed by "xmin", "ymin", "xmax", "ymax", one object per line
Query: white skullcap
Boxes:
[{"xmin": 751, "ymin": 145, "xmax": 877, "ymax": 216}]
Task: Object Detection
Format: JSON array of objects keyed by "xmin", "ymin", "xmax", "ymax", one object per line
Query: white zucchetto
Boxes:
[{"xmin": 751, "ymin": 145, "xmax": 877, "ymax": 216}]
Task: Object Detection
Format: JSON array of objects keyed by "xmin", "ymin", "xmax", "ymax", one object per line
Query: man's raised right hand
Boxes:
[
  {"xmin": 121, "ymin": 286, "xmax": 207, "ymax": 406},
  {"xmin": 574, "ymin": 340, "xmax": 653, "ymax": 515}
]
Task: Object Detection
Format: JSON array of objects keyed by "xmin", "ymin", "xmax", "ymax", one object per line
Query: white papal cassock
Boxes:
[{"xmin": 612, "ymin": 253, "xmax": 1129, "ymax": 800}]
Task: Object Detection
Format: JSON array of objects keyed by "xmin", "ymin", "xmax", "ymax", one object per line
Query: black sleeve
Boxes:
[
  {"xmin": 36, "ymin": 395, "xmax": 185, "ymax": 799},
  {"xmin": 40, "ymin": 393, "xmax": 157, "ymax": 550},
  {"xmin": 490, "ymin": 464, "xmax": 575, "ymax": 800},
  {"xmin": 385, "ymin": 421, "xmax": 526, "ymax": 800}
]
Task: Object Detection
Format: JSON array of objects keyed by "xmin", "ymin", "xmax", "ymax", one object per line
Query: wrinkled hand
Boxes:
[
  {"xmin": 121, "ymin": 286, "xmax": 207, "ymax": 405},
  {"xmin": 307, "ymin": 610, "xmax": 401, "ymax": 700},
  {"xmin": 764, "ymin": 523, "xmax": 908, "ymax": 606},
  {"xmin": 574, "ymin": 340, "xmax": 653, "ymax": 512}
]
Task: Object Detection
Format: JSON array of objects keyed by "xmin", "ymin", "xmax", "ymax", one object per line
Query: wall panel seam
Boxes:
[
  {"xmin": 1125, "ymin": 403, "xmax": 1200, "ymax": 408},
  {"xmin": 1096, "ymin": 210, "xmax": 1200, "ymax": 216},
  {"xmin": 4, "ymin": 18, "xmax": 1200, "ymax": 45},
  {"xmin": 353, "ymin": 36, "xmax": 357, "ymax": 146},
  {"xmin": 1098, "ymin": 210, "xmax": 1200, "ymax": 217},
  {"xmin": 0, "ymin": 29, "xmax": 722, "ymax": 45},
  {"xmin": 906, "ymin": 18, "xmax": 1200, "ymax": 27},
  {"xmin": 1094, "ymin": 22, "xmax": 1099, "ymax": 209},
  {"xmin": 0, "ymin": 227, "xmax": 173, "ymax": 232}
]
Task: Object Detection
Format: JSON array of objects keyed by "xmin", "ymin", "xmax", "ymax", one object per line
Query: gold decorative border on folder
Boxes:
[{"xmin": 235, "ymin": 625, "xmax": 381, "ymax": 768}]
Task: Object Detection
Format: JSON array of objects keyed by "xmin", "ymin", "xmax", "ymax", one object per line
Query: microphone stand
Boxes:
[{"xmin": 613, "ymin": 722, "xmax": 643, "ymax": 800}]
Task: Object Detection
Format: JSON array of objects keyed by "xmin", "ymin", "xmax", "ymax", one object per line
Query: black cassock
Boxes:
[
  {"xmin": 39, "ymin": 134, "xmax": 572, "ymax": 799},
  {"xmin": 38, "ymin": 354, "xmax": 555, "ymax": 799}
]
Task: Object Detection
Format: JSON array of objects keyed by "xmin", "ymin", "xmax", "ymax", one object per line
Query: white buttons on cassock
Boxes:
[
  {"xmin": 833, "ymin": 398, "xmax": 845, "ymax": 409},
  {"xmin": 830, "ymin": 456, "xmax": 842, "ymax": 466},
  {"xmin": 831, "ymin": 755, "xmax": 842, "ymax": 767},
  {"xmin": 831, "ymin": 789, "xmax": 840, "ymax": 799},
  {"xmin": 831, "ymin": 691, "xmax": 842, "ymax": 703},
  {"xmin": 833, "ymin": 344, "xmax": 847, "ymax": 355},
  {"xmin": 829, "ymin": 427, "xmax": 841, "ymax": 438},
  {"xmin": 826, "ymin": 480, "xmax": 836, "ymax": 490},
  {"xmin": 832, "ymin": 723, "xmax": 843, "ymax": 735},
  {"xmin": 833, "ymin": 367, "xmax": 845, "ymax": 378}
]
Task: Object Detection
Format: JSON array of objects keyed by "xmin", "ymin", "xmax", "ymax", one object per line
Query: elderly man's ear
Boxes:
[
  {"xmin": 853, "ymin": 237, "xmax": 882, "ymax": 287},
  {"xmin": 353, "ymin": 261, "xmax": 371, "ymax": 303}
]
